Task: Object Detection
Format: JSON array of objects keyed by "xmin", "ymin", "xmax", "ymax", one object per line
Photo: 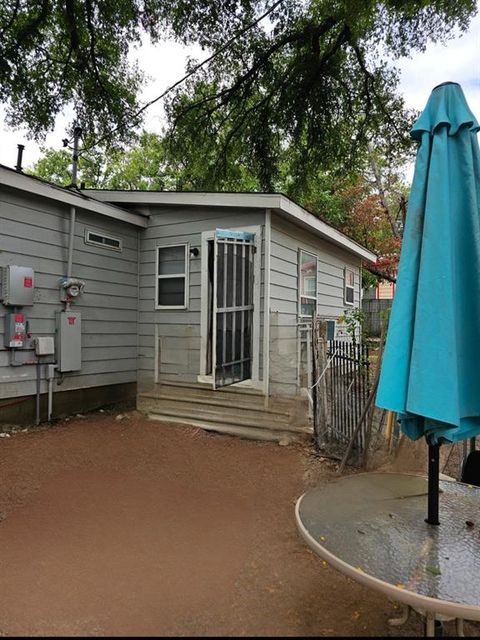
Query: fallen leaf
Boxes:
[
  {"xmin": 426, "ymin": 565, "xmax": 442, "ymax": 576},
  {"xmin": 466, "ymin": 520, "xmax": 475, "ymax": 528}
]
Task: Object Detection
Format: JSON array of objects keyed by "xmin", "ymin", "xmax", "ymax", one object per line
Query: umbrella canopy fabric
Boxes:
[{"xmin": 376, "ymin": 82, "xmax": 480, "ymax": 445}]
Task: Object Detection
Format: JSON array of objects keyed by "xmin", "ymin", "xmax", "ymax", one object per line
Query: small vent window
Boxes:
[{"xmin": 85, "ymin": 229, "xmax": 123, "ymax": 252}]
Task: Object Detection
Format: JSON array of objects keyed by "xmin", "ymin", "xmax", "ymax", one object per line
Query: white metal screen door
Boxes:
[{"xmin": 213, "ymin": 228, "xmax": 255, "ymax": 389}]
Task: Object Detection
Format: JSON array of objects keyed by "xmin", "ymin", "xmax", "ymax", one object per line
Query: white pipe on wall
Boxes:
[
  {"xmin": 47, "ymin": 376, "xmax": 53, "ymax": 421},
  {"xmin": 67, "ymin": 205, "xmax": 76, "ymax": 279},
  {"xmin": 46, "ymin": 364, "xmax": 57, "ymax": 421}
]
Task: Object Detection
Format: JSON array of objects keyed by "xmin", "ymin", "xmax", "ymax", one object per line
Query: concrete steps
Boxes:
[{"xmin": 137, "ymin": 382, "xmax": 312, "ymax": 443}]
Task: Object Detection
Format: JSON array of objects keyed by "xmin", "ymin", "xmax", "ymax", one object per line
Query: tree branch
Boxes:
[
  {"xmin": 64, "ymin": 0, "xmax": 80, "ymax": 51},
  {"xmin": 0, "ymin": 0, "xmax": 20, "ymax": 40},
  {"xmin": 170, "ymin": 17, "xmax": 341, "ymax": 134},
  {"xmin": 4, "ymin": 0, "xmax": 50, "ymax": 59},
  {"xmin": 365, "ymin": 265, "xmax": 396, "ymax": 283}
]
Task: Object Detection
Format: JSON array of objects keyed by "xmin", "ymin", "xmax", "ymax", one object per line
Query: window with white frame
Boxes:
[
  {"xmin": 156, "ymin": 244, "xmax": 188, "ymax": 308},
  {"xmin": 344, "ymin": 267, "xmax": 355, "ymax": 305},
  {"xmin": 299, "ymin": 250, "xmax": 317, "ymax": 316}
]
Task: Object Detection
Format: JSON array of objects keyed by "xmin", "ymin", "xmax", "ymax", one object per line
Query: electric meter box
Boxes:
[
  {"xmin": 4, "ymin": 312, "xmax": 27, "ymax": 348},
  {"xmin": 56, "ymin": 311, "xmax": 81, "ymax": 372},
  {"xmin": 1, "ymin": 265, "xmax": 35, "ymax": 306}
]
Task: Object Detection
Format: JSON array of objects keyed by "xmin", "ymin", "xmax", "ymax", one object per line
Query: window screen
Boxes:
[
  {"xmin": 299, "ymin": 250, "xmax": 317, "ymax": 316},
  {"xmin": 157, "ymin": 245, "xmax": 188, "ymax": 308}
]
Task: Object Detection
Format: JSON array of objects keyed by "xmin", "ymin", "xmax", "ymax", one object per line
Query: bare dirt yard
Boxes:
[{"xmin": 0, "ymin": 411, "xmax": 475, "ymax": 637}]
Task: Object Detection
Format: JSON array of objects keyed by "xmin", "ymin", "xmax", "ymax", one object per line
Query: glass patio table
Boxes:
[{"xmin": 295, "ymin": 472, "xmax": 480, "ymax": 636}]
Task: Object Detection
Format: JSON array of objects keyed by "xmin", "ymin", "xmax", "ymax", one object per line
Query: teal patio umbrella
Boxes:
[{"xmin": 376, "ymin": 81, "xmax": 480, "ymax": 525}]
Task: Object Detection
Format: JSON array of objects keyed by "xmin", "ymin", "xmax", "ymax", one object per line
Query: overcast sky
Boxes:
[{"xmin": 1, "ymin": 12, "xmax": 480, "ymax": 173}]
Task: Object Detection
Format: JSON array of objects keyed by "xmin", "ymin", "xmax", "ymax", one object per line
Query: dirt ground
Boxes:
[{"xmin": 0, "ymin": 411, "xmax": 475, "ymax": 637}]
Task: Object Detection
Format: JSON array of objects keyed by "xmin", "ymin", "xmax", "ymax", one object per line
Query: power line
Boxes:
[{"xmin": 81, "ymin": 0, "xmax": 285, "ymax": 155}]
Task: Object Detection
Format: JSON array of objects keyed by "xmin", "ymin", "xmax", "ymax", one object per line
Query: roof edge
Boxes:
[
  {"xmin": 84, "ymin": 189, "xmax": 376, "ymax": 261},
  {"xmin": 0, "ymin": 164, "xmax": 147, "ymax": 228}
]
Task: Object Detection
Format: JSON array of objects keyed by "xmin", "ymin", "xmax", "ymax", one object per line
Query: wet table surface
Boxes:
[{"xmin": 295, "ymin": 473, "xmax": 480, "ymax": 619}]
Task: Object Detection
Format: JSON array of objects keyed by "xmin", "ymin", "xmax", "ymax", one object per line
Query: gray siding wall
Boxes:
[
  {"xmin": 0, "ymin": 186, "xmax": 139, "ymax": 399},
  {"xmin": 269, "ymin": 214, "xmax": 362, "ymax": 396},
  {"xmin": 138, "ymin": 206, "xmax": 265, "ymax": 390}
]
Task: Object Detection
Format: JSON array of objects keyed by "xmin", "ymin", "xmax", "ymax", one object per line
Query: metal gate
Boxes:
[
  {"xmin": 311, "ymin": 318, "xmax": 371, "ymax": 456},
  {"xmin": 213, "ymin": 229, "xmax": 255, "ymax": 389},
  {"xmin": 327, "ymin": 340, "xmax": 371, "ymax": 451}
]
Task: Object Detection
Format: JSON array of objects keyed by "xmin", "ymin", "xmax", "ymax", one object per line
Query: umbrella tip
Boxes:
[{"xmin": 432, "ymin": 81, "xmax": 461, "ymax": 91}]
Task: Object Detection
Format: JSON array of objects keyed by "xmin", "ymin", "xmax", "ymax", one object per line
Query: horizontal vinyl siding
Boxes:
[
  {"xmin": 0, "ymin": 186, "xmax": 139, "ymax": 400},
  {"xmin": 269, "ymin": 214, "xmax": 362, "ymax": 396},
  {"xmin": 138, "ymin": 205, "xmax": 265, "ymax": 389}
]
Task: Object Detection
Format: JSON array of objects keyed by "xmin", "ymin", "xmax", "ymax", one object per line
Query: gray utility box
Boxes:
[
  {"xmin": 4, "ymin": 311, "xmax": 27, "ymax": 348},
  {"xmin": 1, "ymin": 265, "xmax": 35, "ymax": 306},
  {"xmin": 56, "ymin": 311, "xmax": 82, "ymax": 372}
]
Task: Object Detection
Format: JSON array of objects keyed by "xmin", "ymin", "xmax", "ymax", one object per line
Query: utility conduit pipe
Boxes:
[
  {"xmin": 46, "ymin": 364, "xmax": 58, "ymax": 421},
  {"xmin": 67, "ymin": 206, "xmax": 76, "ymax": 280}
]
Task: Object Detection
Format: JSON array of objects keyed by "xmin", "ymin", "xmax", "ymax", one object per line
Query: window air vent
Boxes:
[{"xmin": 85, "ymin": 229, "xmax": 123, "ymax": 252}]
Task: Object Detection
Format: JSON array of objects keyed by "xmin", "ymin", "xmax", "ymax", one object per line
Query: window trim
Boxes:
[
  {"xmin": 344, "ymin": 267, "xmax": 355, "ymax": 306},
  {"xmin": 84, "ymin": 228, "xmax": 123, "ymax": 252},
  {"xmin": 298, "ymin": 249, "xmax": 318, "ymax": 318},
  {"xmin": 155, "ymin": 242, "xmax": 190, "ymax": 310}
]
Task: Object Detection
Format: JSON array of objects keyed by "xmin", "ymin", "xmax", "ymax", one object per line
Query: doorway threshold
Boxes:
[{"xmin": 196, "ymin": 375, "xmax": 262, "ymax": 391}]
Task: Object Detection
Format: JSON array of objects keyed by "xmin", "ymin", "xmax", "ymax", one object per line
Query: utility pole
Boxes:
[{"xmin": 71, "ymin": 126, "xmax": 83, "ymax": 187}]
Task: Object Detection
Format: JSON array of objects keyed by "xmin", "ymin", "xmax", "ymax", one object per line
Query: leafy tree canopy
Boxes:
[
  {"xmin": 162, "ymin": 0, "xmax": 476, "ymax": 190},
  {"xmin": 30, "ymin": 131, "xmax": 173, "ymax": 189},
  {"xmin": 0, "ymin": 0, "xmax": 476, "ymax": 169}
]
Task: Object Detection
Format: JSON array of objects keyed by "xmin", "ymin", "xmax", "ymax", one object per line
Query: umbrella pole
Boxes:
[{"xmin": 426, "ymin": 444, "xmax": 440, "ymax": 525}]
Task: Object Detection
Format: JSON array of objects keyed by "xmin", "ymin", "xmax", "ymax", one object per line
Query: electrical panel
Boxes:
[
  {"xmin": 56, "ymin": 311, "xmax": 81, "ymax": 372},
  {"xmin": 4, "ymin": 312, "xmax": 27, "ymax": 348},
  {"xmin": 1, "ymin": 265, "xmax": 35, "ymax": 306}
]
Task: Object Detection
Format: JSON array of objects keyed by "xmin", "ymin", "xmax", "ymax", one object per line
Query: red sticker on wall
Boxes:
[
  {"xmin": 15, "ymin": 314, "xmax": 24, "ymax": 322},
  {"xmin": 24, "ymin": 277, "xmax": 32, "ymax": 288},
  {"xmin": 68, "ymin": 316, "xmax": 76, "ymax": 325}
]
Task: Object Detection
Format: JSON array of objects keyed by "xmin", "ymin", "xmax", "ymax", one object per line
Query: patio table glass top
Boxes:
[{"xmin": 296, "ymin": 473, "xmax": 480, "ymax": 617}]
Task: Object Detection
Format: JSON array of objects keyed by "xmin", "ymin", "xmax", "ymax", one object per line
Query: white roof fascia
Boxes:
[
  {"xmin": 86, "ymin": 190, "xmax": 278, "ymax": 210},
  {"xmin": 276, "ymin": 195, "xmax": 376, "ymax": 262},
  {"xmin": 84, "ymin": 190, "xmax": 376, "ymax": 261},
  {"xmin": 0, "ymin": 167, "xmax": 147, "ymax": 228}
]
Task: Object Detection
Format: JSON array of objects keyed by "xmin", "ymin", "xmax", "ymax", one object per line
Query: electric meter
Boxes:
[
  {"xmin": 67, "ymin": 284, "xmax": 81, "ymax": 297},
  {"xmin": 59, "ymin": 277, "xmax": 85, "ymax": 303}
]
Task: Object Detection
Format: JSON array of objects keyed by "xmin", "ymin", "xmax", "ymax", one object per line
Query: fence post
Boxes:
[
  {"xmin": 318, "ymin": 321, "xmax": 329, "ymax": 444},
  {"xmin": 312, "ymin": 318, "xmax": 329, "ymax": 448}
]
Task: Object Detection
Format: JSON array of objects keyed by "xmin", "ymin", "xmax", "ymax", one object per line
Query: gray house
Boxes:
[{"xmin": 0, "ymin": 165, "xmax": 375, "ymax": 440}]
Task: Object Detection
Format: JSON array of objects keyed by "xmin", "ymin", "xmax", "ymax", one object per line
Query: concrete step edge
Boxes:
[
  {"xmin": 153, "ymin": 380, "xmax": 264, "ymax": 396},
  {"xmin": 137, "ymin": 393, "xmax": 291, "ymax": 416},
  {"xmin": 146, "ymin": 413, "xmax": 312, "ymax": 443},
  {"xmin": 140, "ymin": 405, "xmax": 312, "ymax": 434}
]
